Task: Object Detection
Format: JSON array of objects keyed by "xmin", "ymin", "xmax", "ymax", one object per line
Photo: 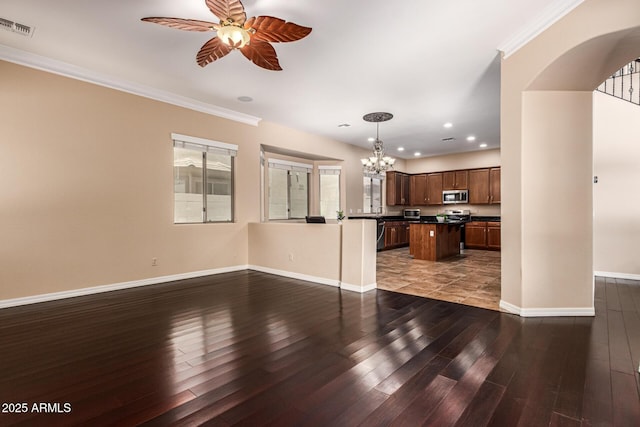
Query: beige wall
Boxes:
[
  {"xmin": 593, "ymin": 91, "xmax": 640, "ymax": 276},
  {"xmin": 521, "ymin": 91, "xmax": 594, "ymax": 309},
  {"xmin": 0, "ymin": 59, "xmax": 373, "ymax": 301},
  {"xmin": 501, "ymin": 0, "xmax": 640, "ymax": 314},
  {"xmin": 247, "ymin": 222, "xmax": 342, "ymax": 284}
]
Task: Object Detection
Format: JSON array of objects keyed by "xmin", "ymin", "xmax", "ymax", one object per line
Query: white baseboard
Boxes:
[
  {"xmin": 0, "ymin": 265, "xmax": 248, "ymax": 309},
  {"xmin": 248, "ymin": 265, "xmax": 340, "ymax": 288},
  {"xmin": 340, "ymin": 282, "xmax": 377, "ymax": 293},
  {"xmin": 499, "ymin": 300, "xmax": 595, "ymax": 317},
  {"xmin": 594, "ymin": 271, "xmax": 640, "ymax": 281}
]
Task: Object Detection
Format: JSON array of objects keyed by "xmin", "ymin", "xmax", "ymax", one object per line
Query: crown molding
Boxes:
[
  {"xmin": 498, "ymin": 0, "xmax": 585, "ymax": 59},
  {"xmin": 0, "ymin": 44, "xmax": 261, "ymax": 126}
]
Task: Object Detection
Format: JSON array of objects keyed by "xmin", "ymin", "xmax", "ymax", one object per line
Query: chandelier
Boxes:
[{"xmin": 361, "ymin": 112, "xmax": 395, "ymax": 174}]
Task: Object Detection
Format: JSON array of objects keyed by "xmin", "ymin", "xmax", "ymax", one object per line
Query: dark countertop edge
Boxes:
[
  {"xmin": 348, "ymin": 215, "xmax": 501, "ymax": 222},
  {"xmin": 470, "ymin": 216, "xmax": 501, "ymax": 222}
]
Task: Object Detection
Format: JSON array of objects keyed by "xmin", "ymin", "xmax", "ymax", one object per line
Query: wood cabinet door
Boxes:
[
  {"xmin": 487, "ymin": 222, "xmax": 501, "ymax": 250},
  {"xmin": 455, "ymin": 170, "xmax": 469, "ymax": 189},
  {"xmin": 385, "ymin": 171, "xmax": 398, "ymax": 206},
  {"xmin": 427, "ymin": 173, "xmax": 443, "ymax": 205},
  {"xmin": 469, "ymin": 169, "xmax": 490, "ymax": 204},
  {"xmin": 410, "ymin": 174, "xmax": 427, "ymax": 206},
  {"xmin": 384, "ymin": 223, "xmax": 396, "ymax": 247},
  {"xmin": 442, "ymin": 171, "xmax": 455, "ymax": 190},
  {"xmin": 464, "ymin": 221, "xmax": 487, "ymax": 249},
  {"xmin": 490, "ymin": 168, "xmax": 501, "ymax": 204},
  {"xmin": 401, "ymin": 174, "xmax": 410, "ymax": 205}
]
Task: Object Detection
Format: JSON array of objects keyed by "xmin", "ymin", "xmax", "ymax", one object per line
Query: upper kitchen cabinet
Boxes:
[
  {"xmin": 442, "ymin": 170, "xmax": 469, "ymax": 190},
  {"xmin": 489, "ymin": 168, "xmax": 501, "ymax": 204},
  {"xmin": 410, "ymin": 174, "xmax": 427, "ymax": 206},
  {"xmin": 426, "ymin": 173, "xmax": 443, "ymax": 205},
  {"xmin": 469, "ymin": 167, "xmax": 500, "ymax": 204},
  {"xmin": 410, "ymin": 173, "xmax": 442, "ymax": 206},
  {"xmin": 386, "ymin": 171, "xmax": 410, "ymax": 206}
]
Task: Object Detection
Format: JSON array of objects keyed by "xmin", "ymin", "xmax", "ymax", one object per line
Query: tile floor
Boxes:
[{"xmin": 376, "ymin": 247, "xmax": 502, "ymax": 311}]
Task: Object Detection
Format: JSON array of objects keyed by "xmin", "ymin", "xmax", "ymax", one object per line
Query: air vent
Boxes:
[
  {"xmin": 0, "ymin": 17, "xmax": 35, "ymax": 37},
  {"xmin": 441, "ymin": 137, "xmax": 456, "ymax": 142}
]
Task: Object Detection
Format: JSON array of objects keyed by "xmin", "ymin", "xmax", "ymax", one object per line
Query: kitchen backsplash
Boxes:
[{"xmin": 384, "ymin": 204, "xmax": 501, "ymax": 217}]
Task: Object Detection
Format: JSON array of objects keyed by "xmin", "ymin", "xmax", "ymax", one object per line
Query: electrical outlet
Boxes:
[
  {"xmin": 288, "ymin": 253, "xmax": 294, "ymax": 261},
  {"xmin": 152, "ymin": 258, "xmax": 157, "ymax": 266}
]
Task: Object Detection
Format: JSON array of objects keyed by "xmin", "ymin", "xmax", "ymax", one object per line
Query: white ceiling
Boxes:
[{"xmin": 0, "ymin": 0, "xmax": 582, "ymax": 159}]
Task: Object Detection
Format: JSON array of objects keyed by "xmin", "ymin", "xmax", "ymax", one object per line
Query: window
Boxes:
[
  {"xmin": 172, "ymin": 133, "xmax": 237, "ymax": 223},
  {"xmin": 363, "ymin": 174, "xmax": 383, "ymax": 214},
  {"xmin": 319, "ymin": 166, "xmax": 341, "ymax": 218},
  {"xmin": 268, "ymin": 159, "xmax": 312, "ymax": 220}
]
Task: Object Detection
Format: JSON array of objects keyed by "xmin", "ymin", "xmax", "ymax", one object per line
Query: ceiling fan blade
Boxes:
[
  {"xmin": 141, "ymin": 17, "xmax": 217, "ymax": 32},
  {"xmin": 247, "ymin": 16, "xmax": 312, "ymax": 43},
  {"xmin": 196, "ymin": 37, "xmax": 233, "ymax": 67},
  {"xmin": 240, "ymin": 41, "xmax": 282, "ymax": 71},
  {"xmin": 206, "ymin": 0, "xmax": 246, "ymax": 24}
]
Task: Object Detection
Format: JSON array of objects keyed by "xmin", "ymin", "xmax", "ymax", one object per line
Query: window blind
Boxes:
[
  {"xmin": 267, "ymin": 158, "xmax": 313, "ymax": 173},
  {"xmin": 172, "ymin": 133, "xmax": 238, "ymax": 157},
  {"xmin": 318, "ymin": 165, "xmax": 342, "ymax": 175}
]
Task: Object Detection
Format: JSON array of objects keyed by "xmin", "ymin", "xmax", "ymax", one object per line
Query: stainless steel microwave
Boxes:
[{"xmin": 442, "ymin": 189, "xmax": 468, "ymax": 204}]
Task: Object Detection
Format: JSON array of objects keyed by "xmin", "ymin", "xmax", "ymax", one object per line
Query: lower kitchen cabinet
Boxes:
[
  {"xmin": 487, "ymin": 222, "xmax": 501, "ymax": 250},
  {"xmin": 465, "ymin": 221, "xmax": 501, "ymax": 250},
  {"xmin": 383, "ymin": 221, "xmax": 410, "ymax": 250}
]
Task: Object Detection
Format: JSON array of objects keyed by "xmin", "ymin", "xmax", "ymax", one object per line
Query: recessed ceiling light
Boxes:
[
  {"xmin": 466, "ymin": 135, "xmax": 476, "ymax": 142},
  {"xmin": 444, "ymin": 122, "xmax": 453, "ymax": 128},
  {"xmin": 367, "ymin": 137, "xmax": 375, "ymax": 142},
  {"xmin": 414, "ymin": 152, "xmax": 421, "ymax": 156},
  {"xmin": 397, "ymin": 147, "xmax": 405, "ymax": 151},
  {"xmin": 237, "ymin": 96, "xmax": 253, "ymax": 102},
  {"xmin": 479, "ymin": 143, "xmax": 488, "ymax": 148},
  {"xmin": 337, "ymin": 123, "xmax": 351, "ymax": 128}
]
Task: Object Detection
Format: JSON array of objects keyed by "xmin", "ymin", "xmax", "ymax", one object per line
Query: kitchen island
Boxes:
[{"xmin": 409, "ymin": 222, "xmax": 462, "ymax": 261}]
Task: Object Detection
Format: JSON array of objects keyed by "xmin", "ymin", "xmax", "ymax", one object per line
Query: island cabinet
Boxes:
[
  {"xmin": 443, "ymin": 170, "xmax": 469, "ymax": 190},
  {"xmin": 465, "ymin": 221, "xmax": 501, "ymax": 250},
  {"xmin": 468, "ymin": 168, "xmax": 500, "ymax": 204},
  {"xmin": 383, "ymin": 221, "xmax": 410, "ymax": 249},
  {"xmin": 410, "ymin": 223, "xmax": 461, "ymax": 261},
  {"xmin": 386, "ymin": 171, "xmax": 410, "ymax": 206}
]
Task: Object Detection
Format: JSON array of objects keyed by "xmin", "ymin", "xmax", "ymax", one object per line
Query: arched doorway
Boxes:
[{"xmin": 500, "ymin": 0, "xmax": 640, "ymax": 316}]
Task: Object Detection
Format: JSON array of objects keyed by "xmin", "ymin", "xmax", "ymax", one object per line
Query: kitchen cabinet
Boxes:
[
  {"xmin": 386, "ymin": 171, "xmax": 410, "ymax": 206},
  {"xmin": 487, "ymin": 221, "xmax": 501, "ymax": 250},
  {"xmin": 409, "ymin": 174, "xmax": 427, "ymax": 205},
  {"xmin": 409, "ymin": 223, "xmax": 461, "ymax": 261},
  {"xmin": 426, "ymin": 173, "xmax": 443, "ymax": 205},
  {"xmin": 489, "ymin": 168, "xmax": 501, "ymax": 204},
  {"xmin": 465, "ymin": 221, "xmax": 501, "ymax": 250},
  {"xmin": 443, "ymin": 170, "xmax": 469, "ymax": 190},
  {"xmin": 383, "ymin": 221, "xmax": 410, "ymax": 250},
  {"xmin": 469, "ymin": 168, "xmax": 500, "ymax": 204},
  {"xmin": 409, "ymin": 173, "xmax": 441, "ymax": 206}
]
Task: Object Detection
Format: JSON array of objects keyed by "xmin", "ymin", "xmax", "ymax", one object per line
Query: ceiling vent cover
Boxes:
[
  {"xmin": 0, "ymin": 17, "xmax": 35, "ymax": 37},
  {"xmin": 441, "ymin": 137, "xmax": 456, "ymax": 142}
]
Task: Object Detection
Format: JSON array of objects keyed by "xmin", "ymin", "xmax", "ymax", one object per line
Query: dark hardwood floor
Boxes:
[{"xmin": 1, "ymin": 272, "xmax": 638, "ymax": 426}]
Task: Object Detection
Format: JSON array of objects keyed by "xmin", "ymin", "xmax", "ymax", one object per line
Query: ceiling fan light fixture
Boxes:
[{"xmin": 217, "ymin": 24, "xmax": 251, "ymax": 48}]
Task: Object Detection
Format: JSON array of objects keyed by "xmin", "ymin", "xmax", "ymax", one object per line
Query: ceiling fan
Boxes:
[{"xmin": 142, "ymin": 0, "xmax": 312, "ymax": 71}]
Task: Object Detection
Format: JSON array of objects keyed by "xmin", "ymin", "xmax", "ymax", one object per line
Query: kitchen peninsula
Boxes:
[{"xmin": 409, "ymin": 222, "xmax": 462, "ymax": 261}]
